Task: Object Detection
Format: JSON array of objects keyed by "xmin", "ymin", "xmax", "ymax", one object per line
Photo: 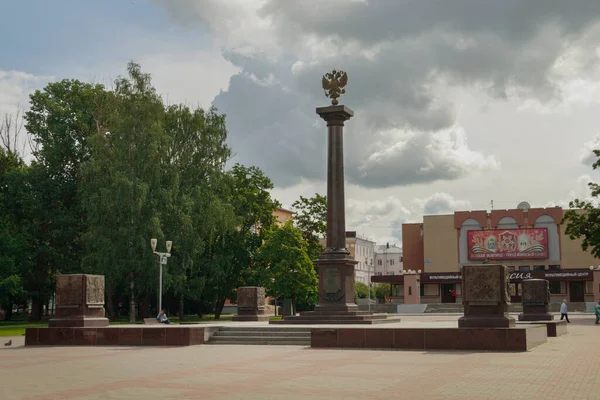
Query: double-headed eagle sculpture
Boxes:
[{"xmin": 322, "ymin": 69, "xmax": 348, "ymax": 105}]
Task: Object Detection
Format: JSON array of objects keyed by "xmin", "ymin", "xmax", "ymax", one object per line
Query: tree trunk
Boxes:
[
  {"xmin": 106, "ymin": 292, "xmax": 117, "ymax": 321},
  {"xmin": 178, "ymin": 295, "xmax": 184, "ymax": 321},
  {"xmin": 30, "ymin": 298, "xmax": 43, "ymax": 321},
  {"xmin": 214, "ymin": 297, "xmax": 226, "ymax": 320},
  {"xmin": 128, "ymin": 282, "xmax": 135, "ymax": 323}
]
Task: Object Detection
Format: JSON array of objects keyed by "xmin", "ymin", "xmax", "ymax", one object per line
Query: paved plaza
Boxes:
[{"xmin": 2, "ymin": 314, "xmax": 600, "ymax": 400}]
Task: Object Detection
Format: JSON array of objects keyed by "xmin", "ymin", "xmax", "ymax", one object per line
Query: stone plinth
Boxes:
[
  {"xmin": 49, "ymin": 274, "xmax": 109, "ymax": 327},
  {"xmin": 26, "ymin": 326, "xmax": 205, "ymax": 346},
  {"xmin": 458, "ymin": 265, "xmax": 515, "ymax": 328},
  {"xmin": 403, "ymin": 273, "xmax": 421, "ymax": 305},
  {"xmin": 518, "ymin": 279, "xmax": 553, "ymax": 321},
  {"xmin": 311, "ymin": 325, "xmax": 547, "ymax": 352},
  {"xmin": 232, "ymin": 287, "xmax": 269, "ymax": 322}
]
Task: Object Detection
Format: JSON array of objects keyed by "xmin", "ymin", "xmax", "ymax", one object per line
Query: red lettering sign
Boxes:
[{"xmin": 467, "ymin": 228, "xmax": 548, "ymax": 260}]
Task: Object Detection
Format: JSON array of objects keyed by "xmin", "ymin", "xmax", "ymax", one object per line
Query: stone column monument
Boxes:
[
  {"xmin": 271, "ymin": 71, "xmax": 398, "ymax": 324},
  {"xmin": 49, "ymin": 274, "xmax": 109, "ymax": 327},
  {"xmin": 314, "ymin": 71, "xmax": 358, "ymax": 313},
  {"xmin": 518, "ymin": 279, "xmax": 553, "ymax": 321},
  {"xmin": 458, "ymin": 264, "xmax": 515, "ymax": 328}
]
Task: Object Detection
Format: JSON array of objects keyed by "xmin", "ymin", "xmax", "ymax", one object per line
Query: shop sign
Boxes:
[
  {"xmin": 425, "ymin": 274, "xmax": 462, "ymax": 282},
  {"xmin": 468, "ymin": 228, "xmax": 548, "ymax": 260},
  {"xmin": 509, "ymin": 272, "xmax": 532, "ymax": 281},
  {"xmin": 544, "ymin": 271, "xmax": 591, "ymax": 279}
]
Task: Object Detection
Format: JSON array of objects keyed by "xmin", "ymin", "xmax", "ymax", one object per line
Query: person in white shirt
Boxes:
[
  {"xmin": 560, "ymin": 300, "xmax": 570, "ymax": 323},
  {"xmin": 157, "ymin": 309, "xmax": 170, "ymax": 324}
]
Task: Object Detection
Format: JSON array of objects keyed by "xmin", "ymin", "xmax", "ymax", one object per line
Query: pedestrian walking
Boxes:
[
  {"xmin": 560, "ymin": 299, "xmax": 570, "ymax": 323},
  {"xmin": 595, "ymin": 300, "xmax": 600, "ymax": 325}
]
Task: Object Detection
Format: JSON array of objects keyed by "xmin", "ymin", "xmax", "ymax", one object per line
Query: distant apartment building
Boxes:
[
  {"xmin": 319, "ymin": 231, "xmax": 376, "ymax": 284},
  {"xmin": 374, "ymin": 243, "xmax": 403, "ymax": 276}
]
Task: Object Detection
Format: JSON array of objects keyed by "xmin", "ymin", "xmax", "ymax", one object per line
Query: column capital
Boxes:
[{"xmin": 316, "ymin": 105, "xmax": 354, "ymax": 126}]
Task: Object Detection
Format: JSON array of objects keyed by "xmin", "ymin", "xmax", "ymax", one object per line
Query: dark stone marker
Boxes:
[
  {"xmin": 458, "ymin": 264, "xmax": 515, "ymax": 328},
  {"xmin": 49, "ymin": 274, "xmax": 109, "ymax": 327},
  {"xmin": 518, "ymin": 279, "xmax": 553, "ymax": 321},
  {"xmin": 232, "ymin": 286, "xmax": 269, "ymax": 322}
]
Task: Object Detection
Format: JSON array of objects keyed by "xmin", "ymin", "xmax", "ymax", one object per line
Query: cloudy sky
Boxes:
[{"xmin": 3, "ymin": 0, "xmax": 600, "ymax": 245}]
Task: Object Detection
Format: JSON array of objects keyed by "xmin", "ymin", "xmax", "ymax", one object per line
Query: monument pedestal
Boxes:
[
  {"xmin": 232, "ymin": 287, "xmax": 270, "ymax": 322},
  {"xmin": 48, "ymin": 274, "xmax": 109, "ymax": 328},
  {"xmin": 272, "ymin": 252, "xmax": 399, "ymax": 325},
  {"xmin": 518, "ymin": 279, "xmax": 553, "ymax": 321},
  {"xmin": 458, "ymin": 265, "xmax": 516, "ymax": 328}
]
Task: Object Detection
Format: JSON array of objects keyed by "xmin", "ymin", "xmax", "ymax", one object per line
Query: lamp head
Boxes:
[
  {"xmin": 166, "ymin": 241, "xmax": 173, "ymax": 253},
  {"xmin": 151, "ymin": 238, "xmax": 157, "ymax": 252}
]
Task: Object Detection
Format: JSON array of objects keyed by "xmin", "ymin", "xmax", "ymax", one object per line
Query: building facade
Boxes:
[
  {"xmin": 374, "ymin": 243, "xmax": 403, "ymax": 276},
  {"xmin": 372, "ymin": 206, "xmax": 600, "ymax": 304}
]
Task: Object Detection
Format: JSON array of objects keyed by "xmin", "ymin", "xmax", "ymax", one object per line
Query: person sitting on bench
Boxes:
[{"xmin": 157, "ymin": 309, "xmax": 170, "ymax": 324}]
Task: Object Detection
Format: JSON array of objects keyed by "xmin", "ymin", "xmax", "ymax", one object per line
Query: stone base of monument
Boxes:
[
  {"xmin": 311, "ymin": 325, "xmax": 547, "ymax": 351},
  {"xmin": 516, "ymin": 320, "xmax": 567, "ymax": 337},
  {"xmin": 270, "ymin": 310, "xmax": 401, "ymax": 325},
  {"xmin": 518, "ymin": 305, "xmax": 553, "ymax": 322},
  {"xmin": 231, "ymin": 286, "xmax": 270, "ymax": 322},
  {"xmin": 272, "ymin": 254, "xmax": 401, "ymax": 325},
  {"xmin": 518, "ymin": 313, "xmax": 554, "ymax": 322},
  {"xmin": 25, "ymin": 326, "xmax": 206, "ymax": 346}
]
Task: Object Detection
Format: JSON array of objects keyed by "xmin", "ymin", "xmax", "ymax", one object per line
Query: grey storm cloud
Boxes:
[{"xmin": 154, "ymin": 0, "xmax": 600, "ymax": 188}]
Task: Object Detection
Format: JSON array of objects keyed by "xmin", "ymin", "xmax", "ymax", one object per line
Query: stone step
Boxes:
[
  {"xmin": 284, "ymin": 314, "xmax": 389, "ymax": 320},
  {"xmin": 270, "ymin": 317, "xmax": 401, "ymax": 325},
  {"xmin": 218, "ymin": 327, "xmax": 311, "ymax": 333},
  {"xmin": 213, "ymin": 331, "xmax": 309, "ymax": 338}
]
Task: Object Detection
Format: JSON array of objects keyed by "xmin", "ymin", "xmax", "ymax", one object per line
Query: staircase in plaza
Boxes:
[
  {"xmin": 207, "ymin": 326, "xmax": 311, "ymax": 345},
  {"xmin": 424, "ymin": 303, "xmax": 464, "ymax": 313},
  {"xmin": 424, "ymin": 302, "xmax": 587, "ymax": 314}
]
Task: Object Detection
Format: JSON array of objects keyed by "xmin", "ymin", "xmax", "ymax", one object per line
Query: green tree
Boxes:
[
  {"xmin": 291, "ymin": 193, "xmax": 327, "ymax": 261},
  {"xmin": 562, "ymin": 150, "xmax": 600, "ymax": 258},
  {"xmin": 22, "ymin": 79, "xmax": 113, "ymax": 320},
  {"xmin": 81, "ymin": 63, "xmax": 164, "ymax": 319},
  {"xmin": 159, "ymin": 104, "xmax": 235, "ymax": 318},
  {"xmin": 256, "ymin": 221, "xmax": 318, "ymax": 313},
  {"xmin": 375, "ymin": 284, "xmax": 391, "ymax": 301},
  {"xmin": 202, "ymin": 164, "xmax": 280, "ymax": 319},
  {"xmin": 354, "ymin": 282, "xmax": 376, "ymax": 300}
]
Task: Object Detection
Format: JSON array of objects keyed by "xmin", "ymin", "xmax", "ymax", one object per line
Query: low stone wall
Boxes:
[{"xmin": 25, "ymin": 326, "xmax": 205, "ymax": 346}]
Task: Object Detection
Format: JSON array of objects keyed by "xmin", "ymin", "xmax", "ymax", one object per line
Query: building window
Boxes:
[
  {"xmin": 549, "ymin": 265, "xmax": 561, "ymax": 271},
  {"xmin": 508, "ymin": 266, "xmax": 516, "ymax": 272},
  {"xmin": 400, "ymin": 256, "xmax": 403, "ymax": 262},
  {"xmin": 519, "ymin": 266, "xmax": 530, "ymax": 272},
  {"xmin": 392, "ymin": 285, "xmax": 402, "ymax": 296},
  {"xmin": 549, "ymin": 281, "xmax": 566, "ymax": 294},
  {"xmin": 422, "ymin": 284, "xmax": 439, "ymax": 296},
  {"xmin": 390, "ymin": 259, "xmax": 394, "ymax": 266},
  {"xmin": 378, "ymin": 259, "xmax": 382, "ymax": 266},
  {"xmin": 586, "ymin": 281, "xmax": 594, "ymax": 294},
  {"xmin": 533, "ymin": 265, "xmax": 545, "ymax": 271}
]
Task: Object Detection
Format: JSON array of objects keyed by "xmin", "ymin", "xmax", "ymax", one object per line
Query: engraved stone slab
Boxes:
[
  {"xmin": 459, "ymin": 264, "xmax": 515, "ymax": 328},
  {"xmin": 521, "ymin": 279, "xmax": 550, "ymax": 306},
  {"xmin": 236, "ymin": 287, "xmax": 265, "ymax": 311},
  {"xmin": 56, "ymin": 275, "xmax": 83, "ymax": 307},
  {"xmin": 86, "ymin": 275, "xmax": 105, "ymax": 305}
]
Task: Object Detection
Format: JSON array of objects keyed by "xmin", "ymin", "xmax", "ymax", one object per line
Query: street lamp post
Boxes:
[
  {"xmin": 151, "ymin": 238, "xmax": 172, "ymax": 312},
  {"xmin": 368, "ymin": 260, "xmax": 372, "ymax": 312}
]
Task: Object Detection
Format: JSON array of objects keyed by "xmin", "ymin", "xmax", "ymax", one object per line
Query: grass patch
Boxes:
[
  {"xmin": 0, "ymin": 314, "xmax": 238, "ymax": 336},
  {"xmin": 269, "ymin": 315, "xmax": 283, "ymax": 321}
]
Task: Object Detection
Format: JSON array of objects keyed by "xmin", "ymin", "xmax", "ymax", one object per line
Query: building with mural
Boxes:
[{"xmin": 372, "ymin": 205, "xmax": 600, "ymax": 304}]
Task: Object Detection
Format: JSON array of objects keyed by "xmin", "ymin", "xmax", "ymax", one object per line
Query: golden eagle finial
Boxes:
[{"xmin": 322, "ymin": 69, "xmax": 347, "ymax": 106}]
